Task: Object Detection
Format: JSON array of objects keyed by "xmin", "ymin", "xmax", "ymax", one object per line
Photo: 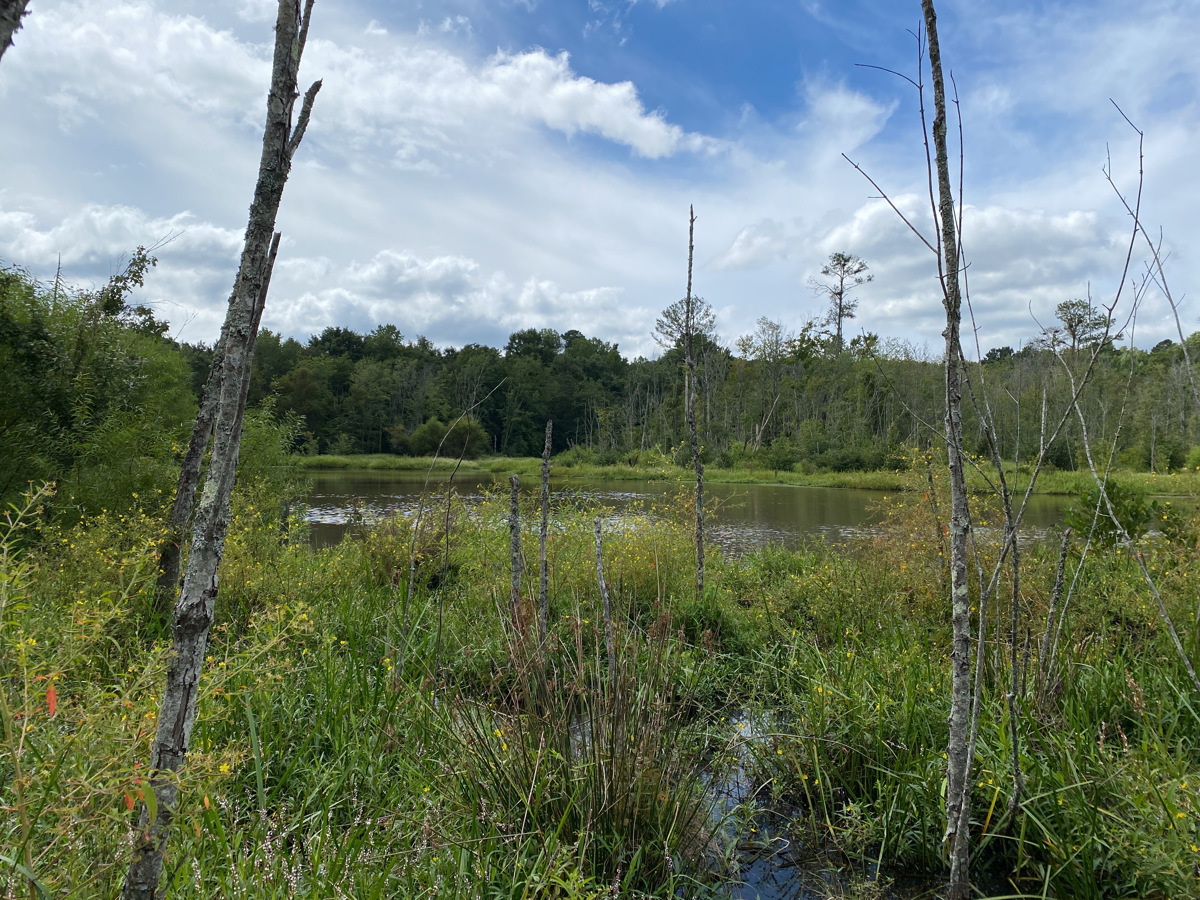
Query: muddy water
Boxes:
[
  {"xmin": 708, "ymin": 713, "xmax": 940, "ymax": 899},
  {"xmin": 303, "ymin": 470, "xmax": 1071, "ymax": 554}
]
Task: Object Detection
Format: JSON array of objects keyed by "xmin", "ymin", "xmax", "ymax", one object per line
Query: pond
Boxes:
[{"xmin": 303, "ymin": 470, "xmax": 1073, "ymax": 554}]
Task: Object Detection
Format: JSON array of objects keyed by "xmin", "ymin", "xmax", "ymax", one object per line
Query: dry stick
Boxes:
[
  {"xmin": 683, "ymin": 206, "xmax": 705, "ymax": 602},
  {"xmin": 539, "ymin": 420, "xmax": 553, "ymax": 653},
  {"xmin": 1036, "ymin": 527, "xmax": 1073, "ymax": 698},
  {"xmin": 959, "ymin": 297, "xmax": 1116, "ymax": 833},
  {"xmin": 1106, "ymin": 105, "xmax": 1200, "ymax": 413},
  {"xmin": 1049, "ymin": 509, "xmax": 1099, "ymax": 683},
  {"xmin": 432, "ymin": 431, "xmax": 471, "ymax": 683},
  {"xmin": 1066, "ymin": 350, "xmax": 1200, "ymax": 696},
  {"xmin": 396, "ymin": 380, "xmax": 505, "ymax": 679},
  {"xmin": 1046, "ymin": 307, "xmax": 1142, "ymax": 689},
  {"xmin": 509, "ymin": 475, "xmax": 523, "ymax": 638},
  {"xmin": 595, "ymin": 519, "xmax": 616, "ymax": 694},
  {"xmin": 123, "ymin": 3, "xmax": 319, "ymax": 895},
  {"xmin": 956, "ymin": 88, "xmax": 1146, "ymax": 833}
]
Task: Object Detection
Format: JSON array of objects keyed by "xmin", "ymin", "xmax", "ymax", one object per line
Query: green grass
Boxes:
[
  {"xmin": 4, "ymin": 474, "xmax": 1200, "ymax": 898},
  {"xmin": 298, "ymin": 451, "xmax": 1200, "ymax": 498}
]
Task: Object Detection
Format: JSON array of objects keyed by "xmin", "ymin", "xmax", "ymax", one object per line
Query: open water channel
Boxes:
[{"xmin": 304, "ymin": 469, "xmax": 1072, "ymax": 553}]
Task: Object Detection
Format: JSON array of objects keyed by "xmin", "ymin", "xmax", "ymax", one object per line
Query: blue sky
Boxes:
[{"xmin": 0, "ymin": 0, "xmax": 1196, "ymax": 357}]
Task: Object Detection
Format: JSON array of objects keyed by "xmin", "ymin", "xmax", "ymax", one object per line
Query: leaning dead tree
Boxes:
[
  {"xmin": 0, "ymin": 0, "xmax": 31, "ymax": 63},
  {"xmin": 123, "ymin": 2, "xmax": 320, "ymax": 897}
]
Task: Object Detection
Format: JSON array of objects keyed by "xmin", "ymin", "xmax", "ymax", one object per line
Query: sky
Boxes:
[{"xmin": 0, "ymin": 0, "xmax": 1196, "ymax": 359}]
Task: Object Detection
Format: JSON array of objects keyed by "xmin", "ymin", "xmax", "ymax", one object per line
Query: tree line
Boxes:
[
  {"xmin": 7, "ymin": 247, "xmax": 1198, "ymax": 525},
  {"xmin": 175, "ymin": 297, "xmax": 1200, "ymax": 474},
  {"xmin": 8, "ymin": 250, "xmax": 1198, "ymax": 526}
]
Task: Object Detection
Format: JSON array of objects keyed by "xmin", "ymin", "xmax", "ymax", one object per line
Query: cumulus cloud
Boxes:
[
  {"xmin": 712, "ymin": 220, "xmax": 793, "ymax": 270},
  {"xmin": 0, "ymin": 0, "xmax": 1194, "ymax": 362},
  {"xmin": 303, "ymin": 41, "xmax": 714, "ymax": 162},
  {"xmin": 270, "ymin": 248, "xmax": 642, "ymax": 352},
  {"xmin": 801, "ymin": 80, "xmax": 896, "ymax": 156}
]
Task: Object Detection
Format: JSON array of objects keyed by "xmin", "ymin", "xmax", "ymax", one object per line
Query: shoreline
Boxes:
[{"xmin": 294, "ymin": 453, "xmax": 1200, "ymax": 497}]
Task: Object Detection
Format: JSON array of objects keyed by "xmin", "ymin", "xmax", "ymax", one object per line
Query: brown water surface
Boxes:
[{"xmin": 304, "ymin": 470, "xmax": 1071, "ymax": 553}]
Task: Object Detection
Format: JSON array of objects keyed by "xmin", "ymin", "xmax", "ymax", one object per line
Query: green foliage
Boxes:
[
  {"xmin": 406, "ymin": 416, "xmax": 490, "ymax": 459},
  {"xmin": 0, "ymin": 257, "xmax": 195, "ymax": 519},
  {"xmin": 1065, "ymin": 479, "xmax": 1152, "ymax": 546}
]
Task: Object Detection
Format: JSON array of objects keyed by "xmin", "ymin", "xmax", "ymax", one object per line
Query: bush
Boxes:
[
  {"xmin": 1065, "ymin": 478, "xmax": 1151, "ymax": 545},
  {"xmin": 409, "ymin": 417, "xmax": 490, "ymax": 459}
]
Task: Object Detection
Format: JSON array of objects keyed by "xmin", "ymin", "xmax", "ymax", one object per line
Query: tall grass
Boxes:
[{"xmin": 4, "ymin": 472, "xmax": 1200, "ymax": 897}]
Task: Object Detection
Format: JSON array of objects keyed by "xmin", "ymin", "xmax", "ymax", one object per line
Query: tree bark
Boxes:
[
  {"xmin": 919, "ymin": 4, "xmax": 972, "ymax": 898},
  {"xmin": 122, "ymin": 3, "xmax": 319, "ymax": 897},
  {"xmin": 156, "ymin": 236, "xmax": 279, "ymax": 601},
  {"xmin": 684, "ymin": 206, "xmax": 705, "ymax": 601},
  {"xmin": 0, "ymin": 0, "xmax": 31, "ymax": 63}
]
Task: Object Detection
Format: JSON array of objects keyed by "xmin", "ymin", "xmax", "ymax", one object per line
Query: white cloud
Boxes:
[
  {"xmin": 301, "ymin": 41, "xmax": 714, "ymax": 162},
  {"xmin": 0, "ymin": 0, "xmax": 1195, "ymax": 364},
  {"xmin": 270, "ymin": 248, "xmax": 640, "ymax": 352},
  {"xmin": 438, "ymin": 15, "xmax": 471, "ymax": 35},
  {"xmin": 801, "ymin": 81, "xmax": 896, "ymax": 155},
  {"xmin": 712, "ymin": 220, "xmax": 792, "ymax": 270}
]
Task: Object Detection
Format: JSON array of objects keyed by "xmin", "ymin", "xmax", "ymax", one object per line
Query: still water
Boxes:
[{"xmin": 304, "ymin": 470, "xmax": 1072, "ymax": 554}]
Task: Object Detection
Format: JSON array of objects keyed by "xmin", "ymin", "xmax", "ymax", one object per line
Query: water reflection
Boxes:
[{"xmin": 304, "ymin": 470, "xmax": 1072, "ymax": 554}]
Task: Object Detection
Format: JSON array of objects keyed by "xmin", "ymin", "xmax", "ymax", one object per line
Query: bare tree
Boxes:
[
  {"xmin": 918, "ymin": 7, "xmax": 972, "ymax": 896},
  {"xmin": 808, "ymin": 251, "xmax": 872, "ymax": 351},
  {"xmin": 653, "ymin": 207, "xmax": 708, "ymax": 600},
  {"xmin": 735, "ymin": 317, "xmax": 792, "ymax": 451},
  {"xmin": 0, "ymin": 0, "xmax": 31, "ymax": 63},
  {"xmin": 122, "ymin": 3, "xmax": 320, "ymax": 896},
  {"xmin": 847, "ymin": 6, "xmax": 972, "ymax": 894}
]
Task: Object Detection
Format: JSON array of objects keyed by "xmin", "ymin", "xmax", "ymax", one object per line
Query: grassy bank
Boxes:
[
  {"xmin": 4, "ymin": 476, "xmax": 1200, "ymax": 898},
  {"xmin": 298, "ymin": 451, "xmax": 1200, "ymax": 497}
]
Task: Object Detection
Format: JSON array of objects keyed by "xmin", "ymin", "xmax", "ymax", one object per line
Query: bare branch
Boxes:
[
  {"xmin": 288, "ymin": 79, "xmax": 323, "ymax": 158},
  {"xmin": 842, "ymin": 154, "xmax": 938, "ymax": 254}
]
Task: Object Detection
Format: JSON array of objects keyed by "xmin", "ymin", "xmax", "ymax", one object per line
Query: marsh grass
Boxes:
[
  {"xmin": 300, "ymin": 451, "xmax": 1200, "ymax": 500},
  {"xmin": 4, "ymin": 471, "xmax": 1200, "ymax": 898}
]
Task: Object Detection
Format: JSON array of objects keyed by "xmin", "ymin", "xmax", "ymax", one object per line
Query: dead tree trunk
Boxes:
[
  {"xmin": 684, "ymin": 206, "xmax": 705, "ymax": 600},
  {"xmin": 157, "ymin": 246, "xmax": 277, "ymax": 601},
  {"xmin": 122, "ymin": 3, "xmax": 320, "ymax": 897},
  {"xmin": 156, "ymin": 351, "xmax": 220, "ymax": 599},
  {"xmin": 920, "ymin": 4, "xmax": 972, "ymax": 898},
  {"xmin": 0, "ymin": 0, "xmax": 30, "ymax": 63},
  {"xmin": 1037, "ymin": 527, "xmax": 1072, "ymax": 697}
]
